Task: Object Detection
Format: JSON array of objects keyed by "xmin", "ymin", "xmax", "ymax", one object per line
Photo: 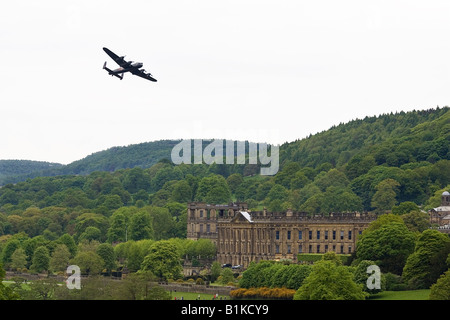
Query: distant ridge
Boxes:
[{"xmin": 1, "ymin": 107, "xmax": 448, "ymax": 185}]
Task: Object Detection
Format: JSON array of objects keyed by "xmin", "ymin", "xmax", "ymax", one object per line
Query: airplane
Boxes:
[{"xmin": 102, "ymin": 47, "xmax": 157, "ymax": 82}]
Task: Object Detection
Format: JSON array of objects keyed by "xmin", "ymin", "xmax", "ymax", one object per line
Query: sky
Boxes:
[{"xmin": 1, "ymin": 0, "xmax": 449, "ymax": 165}]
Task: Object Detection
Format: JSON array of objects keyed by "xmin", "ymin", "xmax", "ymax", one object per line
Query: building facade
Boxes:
[{"xmin": 187, "ymin": 202, "xmax": 376, "ymax": 268}]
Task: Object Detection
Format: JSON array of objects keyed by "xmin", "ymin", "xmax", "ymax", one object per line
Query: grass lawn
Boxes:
[
  {"xmin": 369, "ymin": 289, "xmax": 431, "ymax": 300},
  {"xmin": 171, "ymin": 291, "xmax": 230, "ymax": 300}
]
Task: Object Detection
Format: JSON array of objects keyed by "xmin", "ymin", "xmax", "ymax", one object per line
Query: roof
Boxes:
[
  {"xmin": 239, "ymin": 211, "xmax": 253, "ymax": 223},
  {"xmin": 433, "ymin": 206, "xmax": 450, "ymax": 212},
  {"xmin": 443, "ymin": 191, "xmax": 450, "ymax": 196}
]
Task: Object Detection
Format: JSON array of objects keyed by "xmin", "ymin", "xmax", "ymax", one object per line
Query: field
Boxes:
[
  {"xmin": 171, "ymin": 291, "xmax": 229, "ymax": 300},
  {"xmin": 369, "ymin": 290, "xmax": 431, "ymax": 300}
]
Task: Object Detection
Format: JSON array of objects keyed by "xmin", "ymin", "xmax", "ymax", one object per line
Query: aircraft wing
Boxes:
[
  {"xmin": 131, "ymin": 69, "xmax": 157, "ymax": 82},
  {"xmin": 103, "ymin": 47, "xmax": 128, "ymax": 67}
]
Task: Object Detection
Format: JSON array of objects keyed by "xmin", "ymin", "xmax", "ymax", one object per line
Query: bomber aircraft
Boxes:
[{"xmin": 102, "ymin": 47, "xmax": 157, "ymax": 82}]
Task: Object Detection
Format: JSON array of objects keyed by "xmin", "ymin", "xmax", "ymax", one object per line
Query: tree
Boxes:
[
  {"xmin": 96, "ymin": 243, "xmax": 116, "ymax": 274},
  {"xmin": 140, "ymin": 240, "xmax": 182, "ymax": 281},
  {"xmin": 57, "ymin": 234, "xmax": 77, "ymax": 258},
  {"xmin": 71, "ymin": 251, "xmax": 104, "ymax": 275},
  {"xmin": 107, "ymin": 210, "xmax": 128, "ymax": 243},
  {"xmin": 171, "ymin": 180, "xmax": 192, "ymax": 203},
  {"xmin": 371, "ymin": 179, "xmax": 400, "ymax": 213},
  {"xmin": 10, "ymin": 248, "xmax": 27, "ymax": 271},
  {"xmin": 195, "ymin": 175, "xmax": 231, "ymax": 204},
  {"xmin": 146, "ymin": 206, "xmax": 175, "ymax": 240},
  {"xmin": 226, "ymin": 173, "xmax": 243, "ymax": 194},
  {"xmin": 429, "ymin": 269, "xmax": 450, "ymax": 300},
  {"xmin": 78, "ymin": 226, "xmax": 102, "ymax": 242},
  {"xmin": 402, "ymin": 229, "xmax": 450, "ymax": 289},
  {"xmin": 293, "ymin": 259, "xmax": 367, "ymax": 300},
  {"xmin": 49, "ymin": 244, "xmax": 71, "ymax": 273},
  {"xmin": 401, "ymin": 210, "xmax": 430, "ymax": 233},
  {"xmin": 210, "ymin": 261, "xmax": 221, "ymax": 283},
  {"xmin": 31, "ymin": 246, "xmax": 50, "ymax": 273},
  {"xmin": 129, "ymin": 210, "xmax": 153, "ymax": 241},
  {"xmin": 356, "ymin": 222, "xmax": 416, "ymax": 274},
  {"xmin": 219, "ymin": 268, "xmax": 235, "ymax": 285},
  {"xmin": 391, "ymin": 201, "xmax": 420, "ymax": 215},
  {"xmin": 353, "ymin": 260, "xmax": 383, "ymax": 294},
  {"xmin": 0, "ymin": 264, "xmax": 20, "ymax": 300}
]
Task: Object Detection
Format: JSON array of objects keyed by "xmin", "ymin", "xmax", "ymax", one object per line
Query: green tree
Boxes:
[
  {"xmin": 353, "ymin": 260, "xmax": 383, "ymax": 294},
  {"xmin": 195, "ymin": 175, "xmax": 231, "ymax": 204},
  {"xmin": 107, "ymin": 210, "xmax": 129, "ymax": 243},
  {"xmin": 210, "ymin": 261, "xmax": 221, "ymax": 283},
  {"xmin": 391, "ymin": 201, "xmax": 420, "ymax": 215},
  {"xmin": 129, "ymin": 210, "xmax": 153, "ymax": 241},
  {"xmin": 49, "ymin": 244, "xmax": 71, "ymax": 273},
  {"xmin": 293, "ymin": 259, "xmax": 367, "ymax": 300},
  {"xmin": 429, "ymin": 269, "xmax": 450, "ymax": 300},
  {"xmin": 402, "ymin": 229, "xmax": 450, "ymax": 289},
  {"xmin": 171, "ymin": 180, "xmax": 193, "ymax": 203},
  {"xmin": 78, "ymin": 226, "xmax": 102, "ymax": 242},
  {"xmin": 146, "ymin": 206, "xmax": 175, "ymax": 240},
  {"xmin": 371, "ymin": 179, "xmax": 400, "ymax": 213},
  {"xmin": 140, "ymin": 240, "xmax": 182, "ymax": 281},
  {"xmin": 57, "ymin": 234, "xmax": 77, "ymax": 258},
  {"xmin": 0, "ymin": 264, "xmax": 20, "ymax": 300},
  {"xmin": 219, "ymin": 267, "xmax": 235, "ymax": 285},
  {"xmin": 10, "ymin": 248, "xmax": 27, "ymax": 271},
  {"xmin": 31, "ymin": 246, "xmax": 50, "ymax": 273},
  {"xmin": 96, "ymin": 243, "xmax": 116, "ymax": 274},
  {"xmin": 356, "ymin": 222, "xmax": 416, "ymax": 274},
  {"xmin": 71, "ymin": 251, "xmax": 104, "ymax": 275},
  {"xmin": 401, "ymin": 210, "xmax": 430, "ymax": 233}
]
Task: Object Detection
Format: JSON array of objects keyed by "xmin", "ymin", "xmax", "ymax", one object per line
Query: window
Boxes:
[
  {"xmin": 317, "ymin": 230, "xmax": 320, "ymax": 240},
  {"xmin": 325, "ymin": 230, "xmax": 328, "ymax": 240},
  {"xmin": 325, "ymin": 245, "xmax": 328, "ymax": 252},
  {"xmin": 333, "ymin": 230, "xmax": 336, "ymax": 240},
  {"xmin": 206, "ymin": 224, "xmax": 210, "ymax": 233},
  {"xmin": 340, "ymin": 245, "xmax": 344, "ymax": 253},
  {"xmin": 340, "ymin": 230, "xmax": 344, "ymax": 240},
  {"xmin": 309, "ymin": 231, "xmax": 312, "ymax": 240},
  {"xmin": 276, "ymin": 231, "xmax": 280, "ymax": 240},
  {"xmin": 287, "ymin": 245, "xmax": 291, "ymax": 254},
  {"xmin": 348, "ymin": 246, "xmax": 352, "ymax": 253},
  {"xmin": 309, "ymin": 245, "xmax": 312, "ymax": 253},
  {"xmin": 348, "ymin": 231, "xmax": 352, "ymax": 240},
  {"xmin": 275, "ymin": 245, "xmax": 280, "ymax": 254},
  {"xmin": 298, "ymin": 244, "xmax": 303, "ymax": 253},
  {"xmin": 298, "ymin": 230, "xmax": 303, "ymax": 240},
  {"xmin": 316, "ymin": 244, "xmax": 320, "ymax": 253},
  {"xmin": 200, "ymin": 224, "xmax": 203, "ymax": 233},
  {"xmin": 287, "ymin": 230, "xmax": 291, "ymax": 240}
]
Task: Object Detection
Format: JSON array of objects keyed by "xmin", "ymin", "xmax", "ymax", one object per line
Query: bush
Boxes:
[{"xmin": 230, "ymin": 287, "xmax": 296, "ymax": 300}]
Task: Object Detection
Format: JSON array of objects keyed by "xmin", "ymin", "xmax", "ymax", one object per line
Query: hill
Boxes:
[{"xmin": 0, "ymin": 107, "xmax": 448, "ymax": 188}]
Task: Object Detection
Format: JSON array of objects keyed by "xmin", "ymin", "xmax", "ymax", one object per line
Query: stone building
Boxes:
[
  {"xmin": 187, "ymin": 202, "xmax": 376, "ymax": 268},
  {"xmin": 429, "ymin": 191, "xmax": 450, "ymax": 227}
]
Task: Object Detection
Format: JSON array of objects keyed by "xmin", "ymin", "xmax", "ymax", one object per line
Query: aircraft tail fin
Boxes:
[{"xmin": 103, "ymin": 61, "xmax": 123, "ymax": 80}]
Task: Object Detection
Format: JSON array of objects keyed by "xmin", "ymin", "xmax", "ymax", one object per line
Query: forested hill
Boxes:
[
  {"xmin": 280, "ymin": 107, "xmax": 449, "ymax": 170},
  {"xmin": 0, "ymin": 107, "xmax": 448, "ymax": 186},
  {"xmin": 0, "ymin": 160, "xmax": 63, "ymax": 184},
  {"xmin": 0, "ymin": 140, "xmax": 182, "ymax": 185}
]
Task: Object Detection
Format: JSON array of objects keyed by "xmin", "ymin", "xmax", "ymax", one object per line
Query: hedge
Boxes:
[{"xmin": 230, "ymin": 287, "xmax": 296, "ymax": 300}]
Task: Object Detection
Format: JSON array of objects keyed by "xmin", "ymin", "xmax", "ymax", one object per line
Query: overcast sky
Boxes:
[{"xmin": 1, "ymin": 0, "xmax": 449, "ymax": 164}]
